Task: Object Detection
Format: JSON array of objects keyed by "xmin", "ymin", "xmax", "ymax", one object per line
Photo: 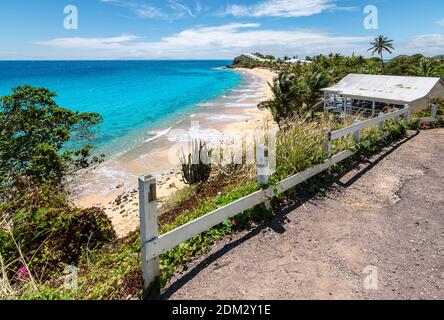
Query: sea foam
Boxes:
[{"xmin": 145, "ymin": 127, "xmax": 173, "ymax": 143}]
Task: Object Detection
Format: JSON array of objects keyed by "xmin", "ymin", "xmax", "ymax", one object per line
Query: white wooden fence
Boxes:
[{"xmin": 139, "ymin": 105, "xmax": 412, "ymax": 299}]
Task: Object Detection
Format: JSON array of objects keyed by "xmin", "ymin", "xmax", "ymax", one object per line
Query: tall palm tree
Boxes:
[{"xmin": 368, "ymin": 35, "xmax": 395, "ymax": 72}]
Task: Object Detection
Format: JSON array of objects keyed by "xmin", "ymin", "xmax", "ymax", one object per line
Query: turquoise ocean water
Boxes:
[{"xmin": 0, "ymin": 60, "xmax": 241, "ymax": 157}]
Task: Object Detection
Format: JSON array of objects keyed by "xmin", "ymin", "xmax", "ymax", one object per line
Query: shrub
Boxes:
[
  {"xmin": 0, "ymin": 185, "xmax": 116, "ymax": 281},
  {"xmin": 0, "ymin": 85, "xmax": 104, "ymax": 196},
  {"xmin": 273, "ymin": 119, "xmax": 326, "ymax": 181}
]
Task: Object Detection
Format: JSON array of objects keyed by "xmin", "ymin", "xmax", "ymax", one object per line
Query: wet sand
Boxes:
[{"xmin": 70, "ymin": 67, "xmax": 277, "ymax": 237}]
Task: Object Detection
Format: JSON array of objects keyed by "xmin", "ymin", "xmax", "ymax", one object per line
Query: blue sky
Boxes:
[{"xmin": 1, "ymin": 0, "xmax": 444, "ymax": 59}]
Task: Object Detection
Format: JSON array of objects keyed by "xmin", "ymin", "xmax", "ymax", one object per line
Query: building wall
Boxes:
[
  {"xmin": 409, "ymin": 98, "xmax": 428, "ymax": 114},
  {"xmin": 430, "ymin": 81, "xmax": 444, "ymax": 101},
  {"xmin": 410, "ymin": 82, "xmax": 444, "ymax": 114}
]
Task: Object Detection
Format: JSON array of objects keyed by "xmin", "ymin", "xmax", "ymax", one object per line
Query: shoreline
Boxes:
[{"xmin": 70, "ymin": 67, "xmax": 277, "ymax": 238}]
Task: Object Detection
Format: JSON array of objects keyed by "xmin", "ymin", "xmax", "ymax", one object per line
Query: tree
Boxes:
[
  {"xmin": 303, "ymin": 65, "xmax": 332, "ymax": 108},
  {"xmin": 0, "ymin": 86, "xmax": 115, "ymax": 284},
  {"xmin": 259, "ymin": 73, "xmax": 300, "ymax": 129},
  {"xmin": 368, "ymin": 35, "xmax": 395, "ymax": 72},
  {"xmin": 0, "ymin": 85, "xmax": 104, "ymax": 193},
  {"xmin": 259, "ymin": 66, "xmax": 331, "ymax": 128},
  {"xmin": 385, "ymin": 54, "xmax": 423, "ymax": 75},
  {"xmin": 410, "ymin": 57, "xmax": 443, "ymax": 77}
]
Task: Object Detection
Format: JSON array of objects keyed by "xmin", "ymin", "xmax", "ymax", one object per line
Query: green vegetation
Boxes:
[
  {"xmin": 0, "ymin": 86, "xmax": 104, "ymax": 195},
  {"xmin": 10, "ymin": 116, "xmax": 414, "ymax": 300},
  {"xmin": 385, "ymin": 54, "xmax": 444, "ymax": 77},
  {"xmin": 230, "ymin": 55, "xmax": 262, "ymax": 69},
  {"xmin": 0, "ymin": 86, "xmax": 115, "ymax": 299},
  {"xmin": 272, "ymin": 119, "xmax": 326, "ymax": 181},
  {"xmin": 2, "ymin": 45, "xmax": 440, "ymax": 300},
  {"xmin": 409, "ymin": 57, "xmax": 443, "ymax": 77},
  {"xmin": 231, "ymin": 35, "xmax": 443, "ymax": 81},
  {"xmin": 411, "ymin": 98, "xmax": 444, "ymax": 124},
  {"xmin": 252, "ymin": 53, "xmax": 276, "ymax": 61},
  {"xmin": 234, "ymin": 40, "xmax": 443, "ymax": 128},
  {"xmin": 180, "ymin": 140, "xmax": 212, "ymax": 185},
  {"xmin": 256, "ymin": 54, "xmax": 383, "ymax": 126},
  {"xmin": 0, "ymin": 185, "xmax": 116, "ymax": 282},
  {"xmin": 158, "ymin": 181, "xmax": 261, "ymax": 287},
  {"xmin": 259, "ymin": 66, "xmax": 331, "ymax": 128},
  {"xmin": 368, "ymin": 35, "xmax": 395, "ymax": 71}
]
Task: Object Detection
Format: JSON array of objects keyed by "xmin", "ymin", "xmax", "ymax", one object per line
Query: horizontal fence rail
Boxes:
[
  {"xmin": 331, "ymin": 106, "xmax": 409, "ymax": 140},
  {"xmin": 139, "ymin": 104, "xmax": 413, "ymax": 299},
  {"xmin": 146, "ymin": 190, "xmax": 268, "ymax": 260}
]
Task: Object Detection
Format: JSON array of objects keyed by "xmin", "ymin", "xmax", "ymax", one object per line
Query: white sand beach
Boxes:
[{"xmin": 71, "ymin": 67, "xmax": 277, "ymax": 237}]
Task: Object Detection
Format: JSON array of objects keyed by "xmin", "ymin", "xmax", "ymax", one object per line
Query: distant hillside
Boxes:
[{"xmin": 229, "ymin": 54, "xmax": 263, "ymax": 68}]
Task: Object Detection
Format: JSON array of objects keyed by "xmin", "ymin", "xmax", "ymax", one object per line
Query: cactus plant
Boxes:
[{"xmin": 180, "ymin": 140, "xmax": 212, "ymax": 185}]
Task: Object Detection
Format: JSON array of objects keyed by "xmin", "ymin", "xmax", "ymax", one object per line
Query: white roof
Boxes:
[
  {"xmin": 284, "ymin": 59, "xmax": 312, "ymax": 64},
  {"xmin": 321, "ymin": 74, "xmax": 444, "ymax": 104},
  {"xmin": 242, "ymin": 53, "xmax": 268, "ymax": 62}
]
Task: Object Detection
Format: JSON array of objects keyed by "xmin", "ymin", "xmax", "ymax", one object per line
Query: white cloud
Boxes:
[
  {"xmin": 35, "ymin": 34, "xmax": 139, "ymax": 49},
  {"xmin": 101, "ymin": 0, "xmax": 201, "ymax": 20},
  {"xmin": 436, "ymin": 19, "xmax": 444, "ymax": 26},
  {"xmin": 402, "ymin": 34, "xmax": 444, "ymax": 56},
  {"xmin": 35, "ymin": 23, "xmax": 372, "ymax": 59},
  {"xmin": 167, "ymin": 0, "xmax": 196, "ymax": 18},
  {"xmin": 224, "ymin": 0, "xmax": 336, "ymax": 18},
  {"xmin": 100, "ymin": 0, "xmax": 165, "ymax": 18},
  {"xmin": 134, "ymin": 5, "xmax": 165, "ymax": 18}
]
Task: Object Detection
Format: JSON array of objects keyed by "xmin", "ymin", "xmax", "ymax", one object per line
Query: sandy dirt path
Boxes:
[{"xmin": 163, "ymin": 129, "xmax": 444, "ymax": 300}]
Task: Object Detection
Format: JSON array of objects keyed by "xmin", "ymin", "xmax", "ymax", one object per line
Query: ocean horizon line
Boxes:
[{"xmin": 0, "ymin": 59, "xmax": 235, "ymax": 62}]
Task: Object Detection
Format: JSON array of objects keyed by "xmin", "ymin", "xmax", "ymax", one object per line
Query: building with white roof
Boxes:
[
  {"xmin": 321, "ymin": 74, "xmax": 444, "ymax": 116},
  {"xmin": 284, "ymin": 58, "xmax": 312, "ymax": 64}
]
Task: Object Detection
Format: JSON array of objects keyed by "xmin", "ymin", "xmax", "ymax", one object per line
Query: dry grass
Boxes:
[
  {"xmin": 274, "ymin": 118, "xmax": 327, "ymax": 180},
  {"xmin": 0, "ymin": 253, "xmax": 15, "ymax": 299},
  {"xmin": 0, "ymin": 219, "xmax": 41, "ymax": 300}
]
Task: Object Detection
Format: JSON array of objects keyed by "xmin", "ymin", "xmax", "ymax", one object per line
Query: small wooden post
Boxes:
[
  {"xmin": 323, "ymin": 128, "xmax": 332, "ymax": 158},
  {"xmin": 404, "ymin": 104, "xmax": 410, "ymax": 124},
  {"xmin": 431, "ymin": 104, "xmax": 437, "ymax": 119},
  {"xmin": 372, "ymin": 101, "xmax": 376, "ymax": 117},
  {"xmin": 139, "ymin": 174, "xmax": 160, "ymax": 300},
  {"xmin": 394, "ymin": 107, "xmax": 400, "ymax": 124},
  {"xmin": 323, "ymin": 91, "xmax": 327, "ymax": 111},
  {"xmin": 352, "ymin": 120, "xmax": 361, "ymax": 143},
  {"xmin": 378, "ymin": 112, "xmax": 385, "ymax": 131},
  {"xmin": 257, "ymin": 145, "xmax": 271, "ymax": 210},
  {"xmin": 257, "ymin": 145, "xmax": 270, "ymax": 186},
  {"xmin": 323, "ymin": 128, "xmax": 332, "ymax": 173}
]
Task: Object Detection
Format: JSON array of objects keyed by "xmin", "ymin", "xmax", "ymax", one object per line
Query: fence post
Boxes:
[
  {"xmin": 139, "ymin": 174, "xmax": 160, "ymax": 300},
  {"xmin": 431, "ymin": 104, "xmax": 437, "ymax": 119},
  {"xmin": 378, "ymin": 112, "xmax": 385, "ymax": 131},
  {"xmin": 257, "ymin": 145, "xmax": 271, "ymax": 210},
  {"xmin": 352, "ymin": 120, "xmax": 361, "ymax": 143},
  {"xmin": 323, "ymin": 128, "xmax": 332, "ymax": 173},
  {"xmin": 394, "ymin": 108, "xmax": 400, "ymax": 124},
  {"xmin": 404, "ymin": 104, "xmax": 410, "ymax": 124},
  {"xmin": 323, "ymin": 128, "xmax": 332, "ymax": 157}
]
